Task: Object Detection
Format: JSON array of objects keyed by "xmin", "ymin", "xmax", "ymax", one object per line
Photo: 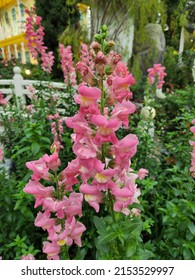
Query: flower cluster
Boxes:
[
  {"xmin": 190, "ymin": 119, "xmax": 195, "ymax": 178},
  {"xmin": 25, "ymin": 7, "xmax": 54, "ymax": 73},
  {"xmin": 21, "ymin": 254, "xmax": 35, "ymax": 260},
  {"xmin": 80, "ymin": 43, "xmax": 95, "ymax": 72},
  {"xmin": 47, "ymin": 113, "xmax": 65, "ymax": 152},
  {"xmin": 24, "ymin": 25, "xmax": 148, "ymax": 259},
  {"xmin": 24, "ymin": 151, "xmax": 86, "ymax": 260},
  {"xmin": 59, "ymin": 44, "xmax": 76, "ymax": 86},
  {"xmin": 147, "ymin": 63, "xmax": 167, "ymax": 89},
  {"xmin": 65, "ymin": 26, "xmax": 147, "ymax": 217}
]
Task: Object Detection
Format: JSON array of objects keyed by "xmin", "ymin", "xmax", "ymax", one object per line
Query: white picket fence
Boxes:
[
  {"xmin": 0, "ymin": 66, "xmax": 67, "ymax": 104},
  {"xmin": 0, "ymin": 66, "xmax": 76, "ymax": 136}
]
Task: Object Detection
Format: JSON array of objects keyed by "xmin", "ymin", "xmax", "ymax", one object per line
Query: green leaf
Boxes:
[
  {"xmin": 126, "ymin": 241, "xmax": 137, "ymax": 258},
  {"xmin": 12, "ymin": 146, "xmax": 30, "ymax": 156},
  {"xmin": 93, "ymin": 216, "xmax": 106, "ymax": 234},
  {"xmin": 31, "ymin": 142, "xmax": 40, "ymax": 155},
  {"xmin": 187, "ymin": 222, "xmax": 195, "ymax": 235},
  {"xmin": 40, "ymin": 136, "xmax": 51, "ymax": 144},
  {"xmin": 97, "ymin": 231, "xmax": 118, "ymax": 245},
  {"xmin": 123, "ymin": 218, "xmax": 143, "ymax": 235}
]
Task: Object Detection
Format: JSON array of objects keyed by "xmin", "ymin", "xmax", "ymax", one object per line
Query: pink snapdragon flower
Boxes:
[
  {"xmin": 112, "ymin": 74, "xmax": 135, "ymax": 102},
  {"xmin": 25, "ymin": 7, "xmax": 54, "ymax": 73},
  {"xmin": 43, "ymin": 241, "xmax": 60, "ymax": 260},
  {"xmin": 74, "ymin": 85, "xmax": 101, "ymax": 113},
  {"xmin": 113, "ymin": 61, "xmax": 130, "ymax": 78},
  {"xmin": 26, "ymin": 158, "xmax": 51, "ymax": 181},
  {"xmin": 42, "ymin": 152, "xmax": 61, "ymax": 171},
  {"xmin": 65, "ymin": 112, "xmax": 93, "ymax": 141},
  {"xmin": 76, "ymin": 61, "xmax": 95, "ymax": 86},
  {"xmin": 35, "ymin": 210, "xmax": 56, "ymax": 230},
  {"xmin": 80, "ymin": 43, "xmax": 95, "ymax": 71},
  {"xmin": 48, "ymin": 217, "xmax": 86, "ymax": 248},
  {"xmin": 112, "ymin": 134, "xmax": 139, "ymax": 163},
  {"xmin": 80, "ymin": 183, "xmax": 103, "ymax": 212},
  {"xmin": 94, "ymin": 51, "xmax": 107, "ymax": 76},
  {"xmin": 24, "ymin": 180, "xmax": 55, "ymax": 208},
  {"xmin": 90, "ymin": 114, "xmax": 120, "ymax": 145},
  {"xmin": 107, "ymin": 51, "xmax": 122, "ymax": 72},
  {"xmin": 59, "ymin": 44, "xmax": 76, "ymax": 86},
  {"xmin": 78, "ymin": 158, "xmax": 104, "ymax": 183},
  {"xmin": 138, "ymin": 168, "xmax": 149, "ymax": 180},
  {"xmin": 21, "ymin": 254, "xmax": 35, "ymax": 260},
  {"xmin": 147, "ymin": 64, "xmax": 167, "ymax": 89},
  {"xmin": 41, "ymin": 51, "xmax": 55, "ymax": 74},
  {"xmin": 73, "ymin": 137, "xmax": 98, "ymax": 159},
  {"xmin": 111, "ymin": 100, "xmax": 136, "ymax": 128}
]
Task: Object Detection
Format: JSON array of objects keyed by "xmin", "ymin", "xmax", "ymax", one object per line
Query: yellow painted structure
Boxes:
[
  {"xmin": 0, "ymin": 0, "xmax": 35, "ymax": 63},
  {"xmin": 77, "ymin": 3, "xmax": 91, "ymax": 34}
]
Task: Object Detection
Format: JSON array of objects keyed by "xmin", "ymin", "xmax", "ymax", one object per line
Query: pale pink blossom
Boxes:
[
  {"xmin": 76, "ymin": 61, "xmax": 95, "ymax": 86},
  {"xmin": 59, "ymin": 44, "xmax": 76, "ymax": 86},
  {"xmin": 94, "ymin": 51, "xmax": 107, "ymax": 76},
  {"xmin": 25, "ymin": 8, "xmax": 54, "ymax": 73},
  {"xmin": 147, "ymin": 63, "xmax": 167, "ymax": 89},
  {"xmin": 80, "ymin": 43, "xmax": 95, "ymax": 71},
  {"xmin": 42, "ymin": 152, "xmax": 61, "ymax": 171},
  {"xmin": 112, "ymin": 74, "xmax": 135, "ymax": 102},
  {"xmin": 24, "ymin": 180, "xmax": 55, "ymax": 208},
  {"xmin": 26, "ymin": 158, "xmax": 51, "ymax": 181},
  {"xmin": 90, "ymin": 114, "xmax": 120, "ymax": 146},
  {"xmin": 111, "ymin": 100, "xmax": 136, "ymax": 128},
  {"xmin": 35, "ymin": 210, "xmax": 56, "ymax": 230},
  {"xmin": 138, "ymin": 168, "xmax": 149, "ymax": 180},
  {"xmin": 80, "ymin": 183, "xmax": 102, "ymax": 212},
  {"xmin": 21, "ymin": 254, "xmax": 35, "ymax": 260},
  {"xmin": 74, "ymin": 85, "xmax": 101, "ymax": 114},
  {"xmin": 42, "ymin": 241, "xmax": 60, "ymax": 260}
]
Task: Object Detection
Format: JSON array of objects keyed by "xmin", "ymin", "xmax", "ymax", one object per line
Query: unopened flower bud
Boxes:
[
  {"xmin": 101, "ymin": 25, "xmax": 108, "ymax": 33},
  {"xmin": 94, "ymin": 34, "xmax": 102, "ymax": 43},
  {"xmin": 90, "ymin": 41, "xmax": 101, "ymax": 53}
]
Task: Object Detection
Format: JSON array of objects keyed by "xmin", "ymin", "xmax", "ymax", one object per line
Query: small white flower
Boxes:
[
  {"xmin": 156, "ymin": 88, "xmax": 166, "ymax": 99},
  {"xmin": 140, "ymin": 106, "xmax": 156, "ymax": 119}
]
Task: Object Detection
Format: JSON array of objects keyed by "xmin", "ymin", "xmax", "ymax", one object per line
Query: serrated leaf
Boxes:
[{"xmin": 93, "ymin": 216, "xmax": 106, "ymax": 234}]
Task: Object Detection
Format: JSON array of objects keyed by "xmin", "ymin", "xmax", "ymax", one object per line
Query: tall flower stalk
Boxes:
[
  {"xmin": 25, "ymin": 7, "xmax": 54, "ymax": 74},
  {"xmin": 190, "ymin": 119, "xmax": 195, "ymax": 178},
  {"xmin": 24, "ymin": 25, "xmax": 148, "ymax": 260}
]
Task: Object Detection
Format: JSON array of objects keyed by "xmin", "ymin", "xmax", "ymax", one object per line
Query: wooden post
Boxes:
[{"xmin": 13, "ymin": 66, "xmax": 25, "ymax": 104}]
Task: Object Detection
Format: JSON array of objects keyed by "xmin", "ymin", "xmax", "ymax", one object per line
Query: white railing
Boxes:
[{"xmin": 0, "ymin": 66, "xmax": 68, "ymax": 104}]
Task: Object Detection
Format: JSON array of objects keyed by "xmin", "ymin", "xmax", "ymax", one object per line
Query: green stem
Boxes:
[
  {"xmin": 60, "ymin": 245, "xmax": 70, "ymax": 260},
  {"xmin": 108, "ymin": 191, "xmax": 116, "ymax": 223},
  {"xmin": 100, "ymin": 78, "xmax": 105, "ymax": 114},
  {"xmin": 54, "ymin": 170, "xmax": 61, "ymax": 200}
]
